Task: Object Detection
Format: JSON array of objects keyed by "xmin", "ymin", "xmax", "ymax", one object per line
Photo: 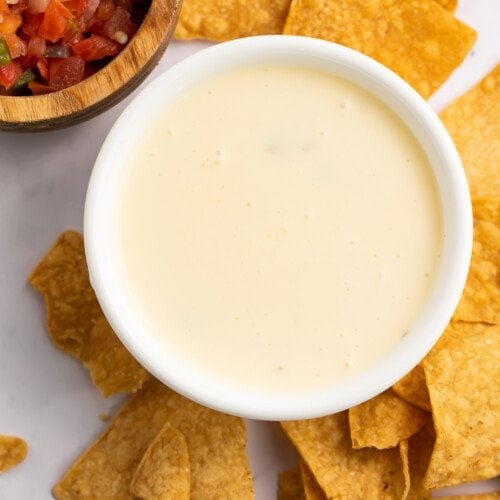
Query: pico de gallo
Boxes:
[{"xmin": 0, "ymin": 0, "xmax": 149, "ymax": 94}]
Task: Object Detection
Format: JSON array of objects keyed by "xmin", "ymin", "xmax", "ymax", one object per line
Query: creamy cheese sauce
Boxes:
[{"xmin": 118, "ymin": 65, "xmax": 442, "ymax": 393}]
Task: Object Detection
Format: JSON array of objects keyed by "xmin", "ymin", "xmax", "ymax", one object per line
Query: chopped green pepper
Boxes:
[
  {"xmin": 0, "ymin": 39, "xmax": 12, "ymax": 68},
  {"xmin": 9, "ymin": 69, "xmax": 36, "ymax": 95}
]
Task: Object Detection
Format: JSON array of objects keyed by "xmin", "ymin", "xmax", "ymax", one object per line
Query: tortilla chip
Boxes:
[
  {"xmin": 392, "ymin": 364, "xmax": 431, "ymax": 411},
  {"xmin": 175, "ymin": 0, "xmax": 291, "ymax": 41},
  {"xmin": 281, "ymin": 412, "xmax": 407, "ymax": 498},
  {"xmin": 398, "ymin": 440, "xmax": 411, "ymax": 499},
  {"xmin": 283, "ymin": 0, "xmax": 476, "ymax": 98},
  {"xmin": 299, "ymin": 462, "xmax": 326, "ymax": 500},
  {"xmin": 29, "ymin": 231, "xmax": 149, "ymax": 397},
  {"xmin": 434, "ymin": 0, "xmax": 457, "ymax": 10},
  {"xmin": 54, "ymin": 380, "xmax": 175, "ymax": 498},
  {"xmin": 278, "ymin": 467, "xmax": 305, "ymax": 500},
  {"xmin": 440, "ymin": 65, "xmax": 500, "ymax": 197},
  {"xmin": 454, "ymin": 197, "xmax": 500, "ymax": 324},
  {"xmin": 349, "ymin": 390, "xmax": 429, "ymax": 449},
  {"xmin": 158, "ymin": 392, "xmax": 254, "ymax": 499},
  {"xmin": 405, "ymin": 424, "xmax": 435, "ymax": 499},
  {"xmin": 423, "ymin": 322, "xmax": 500, "ymax": 489},
  {"xmin": 0, "ymin": 435, "xmax": 28, "ymax": 473},
  {"xmin": 29, "ymin": 230, "xmax": 102, "ymax": 357},
  {"xmin": 130, "ymin": 422, "xmax": 190, "ymax": 499},
  {"xmin": 83, "ymin": 316, "xmax": 149, "ymax": 397}
]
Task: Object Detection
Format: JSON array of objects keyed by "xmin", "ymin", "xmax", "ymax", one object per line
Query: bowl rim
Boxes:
[
  {"xmin": 84, "ymin": 35, "xmax": 472, "ymax": 420},
  {"xmin": 0, "ymin": 0, "xmax": 181, "ymax": 131}
]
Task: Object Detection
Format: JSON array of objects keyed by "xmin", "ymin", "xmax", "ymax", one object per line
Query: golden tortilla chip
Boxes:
[
  {"xmin": 392, "ymin": 364, "xmax": 431, "ymax": 412},
  {"xmin": 434, "ymin": 0, "xmax": 457, "ymax": 10},
  {"xmin": 29, "ymin": 230, "xmax": 101, "ymax": 357},
  {"xmin": 158, "ymin": 392, "xmax": 254, "ymax": 499},
  {"xmin": 130, "ymin": 422, "xmax": 190, "ymax": 500},
  {"xmin": 440, "ymin": 65, "xmax": 500, "ymax": 197},
  {"xmin": 0, "ymin": 435, "xmax": 28, "ymax": 473},
  {"xmin": 423, "ymin": 322, "xmax": 500, "ymax": 489},
  {"xmin": 281, "ymin": 412, "xmax": 407, "ymax": 498},
  {"xmin": 54, "ymin": 380, "xmax": 175, "ymax": 498},
  {"xmin": 283, "ymin": 0, "xmax": 476, "ymax": 98},
  {"xmin": 405, "ymin": 423, "xmax": 435, "ymax": 499},
  {"xmin": 454, "ymin": 197, "xmax": 500, "ymax": 324},
  {"xmin": 83, "ymin": 316, "xmax": 149, "ymax": 397},
  {"xmin": 29, "ymin": 231, "xmax": 149, "ymax": 397},
  {"xmin": 175, "ymin": 0, "xmax": 291, "ymax": 41},
  {"xmin": 278, "ymin": 467, "xmax": 305, "ymax": 500},
  {"xmin": 349, "ymin": 390, "xmax": 429, "ymax": 449},
  {"xmin": 299, "ymin": 462, "xmax": 326, "ymax": 500},
  {"xmin": 399, "ymin": 440, "xmax": 411, "ymax": 499}
]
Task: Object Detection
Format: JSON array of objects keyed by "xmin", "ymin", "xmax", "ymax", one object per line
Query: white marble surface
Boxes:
[{"xmin": 0, "ymin": 1, "xmax": 499, "ymax": 498}]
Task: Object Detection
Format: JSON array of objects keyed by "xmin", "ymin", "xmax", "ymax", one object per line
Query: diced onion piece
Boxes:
[
  {"xmin": 28, "ymin": 0, "xmax": 50, "ymax": 13},
  {"xmin": 27, "ymin": 36, "xmax": 46, "ymax": 57},
  {"xmin": 81, "ymin": 0, "xmax": 99, "ymax": 22},
  {"xmin": 6, "ymin": 0, "xmax": 19, "ymax": 5}
]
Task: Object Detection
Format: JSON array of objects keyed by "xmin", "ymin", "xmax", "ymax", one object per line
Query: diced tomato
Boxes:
[
  {"xmin": 95, "ymin": 0, "xmax": 114, "ymax": 22},
  {"xmin": 102, "ymin": 6, "xmax": 133, "ymax": 41},
  {"xmin": 114, "ymin": 0, "xmax": 130, "ymax": 12},
  {"xmin": 27, "ymin": 35, "xmax": 46, "ymax": 56},
  {"xmin": 17, "ymin": 53, "xmax": 35, "ymax": 69},
  {"xmin": 62, "ymin": 18, "xmax": 81, "ymax": 44},
  {"xmin": 3, "ymin": 33, "xmax": 27, "ymax": 58},
  {"xmin": 72, "ymin": 34, "xmax": 118, "ymax": 60},
  {"xmin": 28, "ymin": 79, "xmax": 55, "ymax": 93},
  {"xmin": 36, "ymin": 56, "xmax": 48, "ymax": 79},
  {"xmin": 49, "ymin": 55, "xmax": 83, "ymax": 89},
  {"xmin": 38, "ymin": 0, "xmax": 73, "ymax": 43},
  {"xmin": 0, "ymin": 60, "xmax": 23, "ymax": 89},
  {"xmin": 22, "ymin": 13, "xmax": 44, "ymax": 36},
  {"xmin": 0, "ymin": 13, "xmax": 23, "ymax": 35}
]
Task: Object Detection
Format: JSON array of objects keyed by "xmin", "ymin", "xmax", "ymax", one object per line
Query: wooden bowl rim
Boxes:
[{"xmin": 0, "ymin": 0, "xmax": 181, "ymax": 130}]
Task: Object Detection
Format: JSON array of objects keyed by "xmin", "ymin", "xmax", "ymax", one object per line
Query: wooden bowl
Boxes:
[{"xmin": 0, "ymin": 0, "xmax": 182, "ymax": 132}]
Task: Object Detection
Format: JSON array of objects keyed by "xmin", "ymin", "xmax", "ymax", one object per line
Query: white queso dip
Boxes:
[{"xmin": 117, "ymin": 65, "xmax": 443, "ymax": 393}]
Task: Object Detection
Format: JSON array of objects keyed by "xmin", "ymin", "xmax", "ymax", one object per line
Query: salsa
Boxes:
[{"xmin": 0, "ymin": 0, "xmax": 149, "ymax": 94}]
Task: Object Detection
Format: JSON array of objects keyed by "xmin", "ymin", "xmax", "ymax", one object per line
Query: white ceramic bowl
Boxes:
[{"xmin": 85, "ymin": 35, "xmax": 472, "ymax": 420}]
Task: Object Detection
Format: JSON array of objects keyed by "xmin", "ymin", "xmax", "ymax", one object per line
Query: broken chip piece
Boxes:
[
  {"xmin": 281, "ymin": 412, "xmax": 408, "ymax": 498},
  {"xmin": 130, "ymin": 422, "xmax": 190, "ymax": 500},
  {"xmin": 392, "ymin": 364, "xmax": 431, "ymax": 412},
  {"xmin": 29, "ymin": 230, "xmax": 102, "ymax": 357},
  {"xmin": 423, "ymin": 322, "xmax": 500, "ymax": 489},
  {"xmin": 83, "ymin": 316, "xmax": 149, "ymax": 397},
  {"xmin": 440, "ymin": 65, "xmax": 500, "ymax": 197},
  {"xmin": 283, "ymin": 0, "xmax": 476, "ymax": 98},
  {"xmin": 175, "ymin": 0, "xmax": 291, "ymax": 41},
  {"xmin": 348, "ymin": 390, "xmax": 429, "ymax": 449},
  {"xmin": 29, "ymin": 231, "xmax": 149, "ymax": 397},
  {"xmin": 0, "ymin": 435, "xmax": 28, "ymax": 474},
  {"xmin": 54, "ymin": 380, "xmax": 175, "ymax": 499},
  {"xmin": 54, "ymin": 379, "xmax": 254, "ymax": 499},
  {"xmin": 159, "ymin": 391, "xmax": 254, "ymax": 499}
]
